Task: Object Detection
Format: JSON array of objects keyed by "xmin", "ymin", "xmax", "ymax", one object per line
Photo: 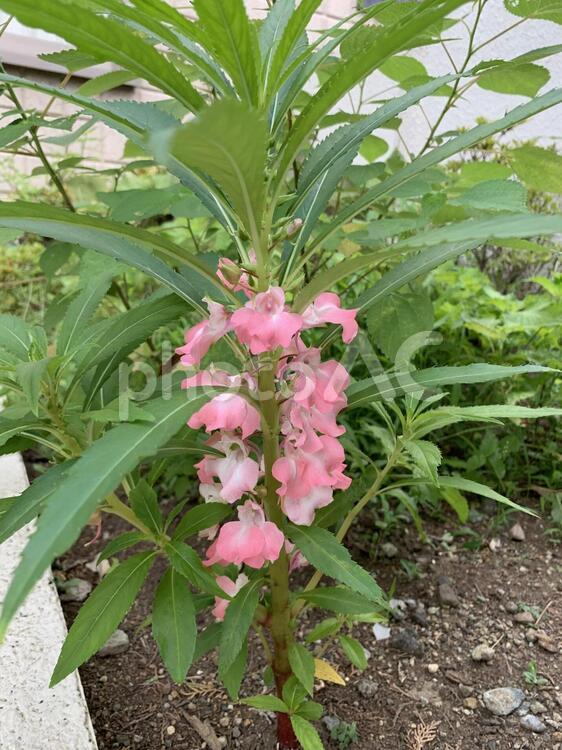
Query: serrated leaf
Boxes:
[
  {"xmin": 313, "ymin": 658, "xmax": 345, "ymax": 686},
  {"xmin": 0, "ymin": 391, "xmax": 212, "ymax": 638},
  {"xmin": 51, "ymin": 551, "xmax": 154, "ymax": 685},
  {"xmin": 297, "ymin": 587, "xmax": 381, "ymax": 615},
  {"xmin": 161, "ymin": 100, "xmax": 267, "ymax": 244},
  {"xmin": 339, "ymin": 635, "xmax": 368, "ymax": 670},
  {"xmin": 97, "ymin": 531, "xmax": 146, "ymax": 563},
  {"xmin": 222, "ymin": 637, "xmax": 247, "ymax": 700},
  {"xmin": 441, "ymin": 487, "xmax": 469, "ymax": 523},
  {"xmin": 241, "ymin": 695, "xmax": 288, "ymax": 712},
  {"xmin": 76, "ymin": 70, "xmax": 135, "ymax": 97},
  {"xmin": 282, "ymin": 675, "xmax": 308, "ymax": 709},
  {"xmin": 504, "ymin": 0, "xmax": 562, "ymax": 24},
  {"xmin": 438, "ymin": 476, "xmax": 537, "ymax": 516},
  {"xmin": 305, "ymin": 618, "xmax": 342, "ymax": 643},
  {"xmin": 478, "ymin": 62, "xmax": 550, "ymax": 97},
  {"xmin": 172, "ymin": 503, "xmax": 232, "ymax": 541},
  {"xmin": 152, "ymin": 568, "xmax": 196, "ymax": 684},
  {"xmin": 57, "ymin": 275, "xmax": 113, "ymax": 356},
  {"xmin": 0, "ymin": 417, "xmax": 46, "ymax": 450},
  {"xmin": 0, "ymin": 314, "xmax": 33, "ymax": 360},
  {"xmin": 296, "ymin": 700, "xmax": 324, "ymax": 721},
  {"xmin": 290, "ymin": 715, "xmax": 325, "ymax": 750},
  {"xmin": 509, "ymin": 145, "xmax": 562, "ymax": 193},
  {"xmin": 15, "ymin": 359, "xmax": 51, "ymax": 416},
  {"xmin": 288, "ymin": 525, "xmax": 385, "ymax": 604},
  {"xmin": 452, "ymin": 179, "xmax": 528, "ymax": 213},
  {"xmin": 219, "ymin": 577, "xmax": 262, "ymax": 677},
  {"xmin": 165, "ymin": 539, "xmax": 225, "ymax": 598},
  {"xmin": 129, "ymin": 479, "xmax": 163, "ymax": 535},
  {"xmin": 404, "ymin": 439, "xmax": 442, "ymax": 485},
  {"xmin": 367, "ymin": 289, "xmax": 434, "ymax": 361},
  {"xmin": 288, "ymin": 643, "xmax": 315, "ymax": 696}
]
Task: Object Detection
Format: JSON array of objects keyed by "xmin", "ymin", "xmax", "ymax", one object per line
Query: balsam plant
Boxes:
[{"xmin": 0, "ymin": 1, "xmax": 562, "ymax": 748}]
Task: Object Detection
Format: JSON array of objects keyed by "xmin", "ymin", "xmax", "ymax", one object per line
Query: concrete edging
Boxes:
[{"xmin": 0, "ymin": 451, "xmax": 98, "ymax": 750}]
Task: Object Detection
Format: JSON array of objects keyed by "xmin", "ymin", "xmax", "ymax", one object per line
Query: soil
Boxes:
[{"xmin": 29, "ymin": 443, "xmax": 560, "ymax": 750}]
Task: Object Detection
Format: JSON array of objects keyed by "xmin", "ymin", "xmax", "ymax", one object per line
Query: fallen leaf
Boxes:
[{"xmin": 314, "ymin": 658, "xmax": 345, "ymax": 685}]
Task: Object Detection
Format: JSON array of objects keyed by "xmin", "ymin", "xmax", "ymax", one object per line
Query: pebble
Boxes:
[
  {"xmin": 514, "ymin": 611, "xmax": 535, "ymax": 625},
  {"xmin": 58, "ymin": 578, "xmax": 92, "ymax": 602},
  {"xmin": 438, "ymin": 577, "xmax": 460, "ymax": 608},
  {"xmin": 219, "ymin": 717, "xmax": 230, "ymax": 727},
  {"xmin": 232, "ymin": 727, "xmax": 241, "ymax": 739},
  {"xmin": 530, "ymin": 701, "xmax": 547, "ymax": 714},
  {"xmin": 509, "ymin": 523, "xmax": 526, "ymax": 541},
  {"xmin": 98, "ymin": 629, "xmax": 130, "ymax": 657},
  {"xmin": 390, "ymin": 598, "xmax": 408, "ymax": 621},
  {"xmin": 389, "ymin": 629, "xmax": 424, "ymax": 657},
  {"xmin": 471, "ymin": 644, "xmax": 494, "ymax": 662},
  {"xmin": 520, "ymin": 714, "xmax": 547, "ymax": 733},
  {"xmin": 506, "ymin": 601, "xmax": 518, "ymax": 614},
  {"xmin": 483, "ymin": 688, "xmax": 525, "ymax": 716},
  {"xmin": 357, "ymin": 679, "xmax": 378, "ymax": 698},
  {"xmin": 382, "ymin": 542, "xmax": 398, "ymax": 558},
  {"xmin": 372, "ymin": 623, "xmax": 391, "ymax": 641},
  {"xmin": 427, "ymin": 663, "xmax": 439, "ymax": 674},
  {"xmin": 412, "ymin": 608, "xmax": 429, "ymax": 627},
  {"xmin": 464, "ymin": 697, "xmax": 479, "ymax": 710},
  {"xmin": 165, "ymin": 726, "xmax": 175, "ymax": 736},
  {"xmin": 538, "ymin": 633, "xmax": 559, "ymax": 653},
  {"xmin": 322, "ymin": 716, "xmax": 340, "ymax": 732}
]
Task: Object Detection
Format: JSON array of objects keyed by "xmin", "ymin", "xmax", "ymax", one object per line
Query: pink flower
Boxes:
[
  {"xmin": 217, "ymin": 257, "xmax": 253, "ymax": 295},
  {"xmin": 181, "ymin": 368, "xmax": 241, "ymax": 390},
  {"xmin": 205, "ymin": 500, "xmax": 284, "ymax": 569},
  {"xmin": 212, "ymin": 573, "xmax": 249, "ymax": 621},
  {"xmin": 273, "ymin": 435, "xmax": 351, "ymax": 503},
  {"xmin": 176, "ymin": 299, "xmax": 231, "ymax": 366},
  {"xmin": 231, "ymin": 286, "xmax": 303, "ymax": 354},
  {"xmin": 282, "ymin": 486, "xmax": 334, "ymax": 526},
  {"xmin": 302, "ymin": 292, "xmax": 358, "ymax": 343},
  {"xmin": 196, "ymin": 435, "xmax": 260, "ymax": 503},
  {"xmin": 188, "ymin": 393, "xmax": 261, "ymax": 439},
  {"xmin": 291, "ymin": 357, "xmax": 349, "ymax": 415}
]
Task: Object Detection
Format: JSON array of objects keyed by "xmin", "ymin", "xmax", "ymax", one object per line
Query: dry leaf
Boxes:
[{"xmin": 314, "ymin": 658, "xmax": 345, "ymax": 685}]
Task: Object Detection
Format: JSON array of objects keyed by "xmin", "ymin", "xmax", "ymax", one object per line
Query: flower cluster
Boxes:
[{"xmin": 177, "ymin": 263, "xmax": 358, "ymax": 620}]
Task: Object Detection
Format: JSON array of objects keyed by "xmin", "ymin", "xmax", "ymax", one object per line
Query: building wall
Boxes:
[{"xmin": 0, "ymin": 0, "xmax": 560, "ymax": 196}]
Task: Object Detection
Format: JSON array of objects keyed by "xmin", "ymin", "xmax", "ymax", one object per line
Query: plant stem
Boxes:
[{"xmin": 258, "ymin": 355, "xmax": 298, "ymax": 750}]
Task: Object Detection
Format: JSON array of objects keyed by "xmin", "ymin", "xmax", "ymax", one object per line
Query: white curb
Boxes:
[{"xmin": 0, "ymin": 452, "xmax": 98, "ymax": 750}]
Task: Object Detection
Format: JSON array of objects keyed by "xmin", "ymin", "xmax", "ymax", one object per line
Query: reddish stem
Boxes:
[{"xmin": 276, "ymin": 711, "xmax": 299, "ymax": 749}]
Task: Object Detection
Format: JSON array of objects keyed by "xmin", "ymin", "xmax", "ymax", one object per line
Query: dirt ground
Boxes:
[{"xmin": 53, "ymin": 495, "xmax": 561, "ymax": 750}]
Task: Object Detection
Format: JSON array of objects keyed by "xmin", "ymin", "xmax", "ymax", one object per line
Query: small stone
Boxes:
[
  {"xmin": 459, "ymin": 685, "xmax": 473, "ymax": 698},
  {"xmin": 509, "ymin": 523, "xmax": 526, "ymax": 541},
  {"xmin": 427, "ymin": 663, "xmax": 439, "ymax": 674},
  {"xmin": 357, "ymin": 679, "xmax": 378, "ymax": 698},
  {"xmin": 483, "ymin": 688, "xmax": 525, "ymax": 716},
  {"xmin": 514, "ymin": 611, "xmax": 535, "ymax": 625},
  {"xmin": 530, "ymin": 701, "xmax": 547, "ymax": 715},
  {"xmin": 322, "ymin": 716, "xmax": 340, "ymax": 732},
  {"xmin": 165, "ymin": 726, "xmax": 175, "ymax": 736},
  {"xmin": 219, "ymin": 717, "xmax": 230, "ymax": 727},
  {"xmin": 525, "ymin": 629, "xmax": 538, "ymax": 643},
  {"xmin": 412, "ymin": 608, "xmax": 429, "ymax": 627},
  {"xmin": 556, "ymin": 694, "xmax": 562, "ymax": 709},
  {"xmin": 538, "ymin": 633, "xmax": 559, "ymax": 653},
  {"xmin": 389, "ymin": 598, "xmax": 408, "ymax": 621},
  {"xmin": 232, "ymin": 727, "xmax": 241, "ymax": 739},
  {"xmin": 58, "ymin": 577, "xmax": 92, "ymax": 602},
  {"xmin": 99, "ymin": 675, "xmax": 108, "ymax": 684},
  {"xmin": 471, "ymin": 644, "xmax": 494, "ymax": 662},
  {"xmin": 389, "ymin": 629, "xmax": 424, "ymax": 657},
  {"xmin": 382, "ymin": 542, "xmax": 398, "ymax": 558},
  {"xmin": 438, "ymin": 578, "xmax": 460, "ymax": 608},
  {"xmin": 520, "ymin": 714, "xmax": 547, "ymax": 733},
  {"xmin": 506, "ymin": 601, "xmax": 518, "ymax": 614},
  {"xmin": 372, "ymin": 623, "xmax": 391, "ymax": 641},
  {"xmin": 464, "ymin": 697, "xmax": 479, "ymax": 710},
  {"xmin": 98, "ymin": 629, "xmax": 130, "ymax": 657}
]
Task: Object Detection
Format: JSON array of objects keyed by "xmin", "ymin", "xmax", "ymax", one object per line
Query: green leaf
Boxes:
[
  {"xmin": 193, "ymin": 0, "xmax": 259, "ymax": 105},
  {"xmin": 367, "ymin": 289, "xmax": 434, "ymax": 361},
  {"xmin": 312, "ymin": 88, "xmax": 562, "ymax": 253},
  {"xmin": 290, "ymin": 715, "xmax": 324, "ymax": 750},
  {"xmin": 221, "ymin": 637, "xmax": 247, "ymax": 700},
  {"xmin": 172, "ymin": 503, "xmax": 232, "ymax": 541},
  {"xmin": 165, "ymin": 539, "xmax": 225, "ymax": 597},
  {"xmin": 404, "ymin": 439, "xmax": 442, "ymax": 485},
  {"xmin": 0, "ymin": 417, "xmax": 47, "ymax": 450},
  {"xmin": 347, "ymin": 364, "xmax": 554, "ymax": 408},
  {"xmin": 0, "ymin": 0, "xmax": 204, "ymax": 112},
  {"xmin": 259, "ymin": 0, "xmax": 294, "ymax": 61},
  {"xmin": 478, "ymin": 62, "xmax": 550, "ymax": 97},
  {"xmin": 429, "ymin": 404, "xmax": 562, "ymax": 421},
  {"xmin": 296, "ymin": 701, "xmax": 324, "ymax": 721},
  {"xmin": 97, "ymin": 531, "xmax": 146, "ymax": 563},
  {"xmin": 57, "ymin": 275, "xmax": 113, "ymax": 356},
  {"xmin": 283, "ymin": 675, "xmax": 308, "ymax": 710},
  {"xmin": 194, "ymin": 622, "xmax": 222, "ymax": 662},
  {"xmin": 161, "ymin": 100, "xmax": 267, "ymax": 245},
  {"xmin": 452, "ymin": 179, "xmax": 528, "ymax": 213},
  {"xmin": 275, "ymin": 0, "xmax": 467, "ymax": 181},
  {"xmin": 0, "ymin": 461, "xmax": 73, "ymax": 545},
  {"xmin": 241, "ymin": 695, "xmax": 289, "ymax": 712},
  {"xmin": 288, "ymin": 525, "xmax": 385, "ymax": 604},
  {"xmin": 38, "ymin": 47, "xmax": 97, "ymax": 72},
  {"xmin": 297, "ymin": 587, "xmax": 382, "ymax": 615},
  {"xmin": 504, "ymin": 0, "xmax": 562, "ymax": 24},
  {"xmin": 509, "ymin": 145, "xmax": 562, "ymax": 193},
  {"xmin": 438, "ymin": 476, "xmax": 537, "ymax": 516},
  {"xmin": 0, "ymin": 119, "xmax": 33, "ymax": 148},
  {"xmin": 15, "ymin": 359, "xmax": 51, "ymax": 416},
  {"xmin": 152, "ymin": 568, "xmax": 196, "ymax": 684},
  {"xmin": 51, "ymin": 551, "xmax": 154, "ymax": 685},
  {"xmin": 76, "ymin": 70, "xmax": 136, "ymax": 97},
  {"xmin": 0, "ymin": 313, "xmax": 33, "ymax": 359},
  {"xmin": 339, "ymin": 635, "xmax": 368, "ymax": 670},
  {"xmin": 359, "ymin": 135, "xmax": 389, "ymax": 162},
  {"xmin": 0, "ymin": 203, "xmax": 230, "ymax": 312},
  {"xmin": 380, "ymin": 54, "xmax": 428, "ymax": 82},
  {"xmin": 288, "ymin": 643, "xmax": 315, "ymax": 696},
  {"xmin": 0, "ymin": 391, "xmax": 212, "ymax": 638},
  {"xmin": 441, "ymin": 487, "xmax": 469, "ymax": 523},
  {"xmin": 305, "ymin": 618, "xmax": 342, "ymax": 643},
  {"xmin": 129, "ymin": 479, "xmax": 163, "ymax": 535},
  {"xmin": 219, "ymin": 577, "xmax": 262, "ymax": 678}
]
